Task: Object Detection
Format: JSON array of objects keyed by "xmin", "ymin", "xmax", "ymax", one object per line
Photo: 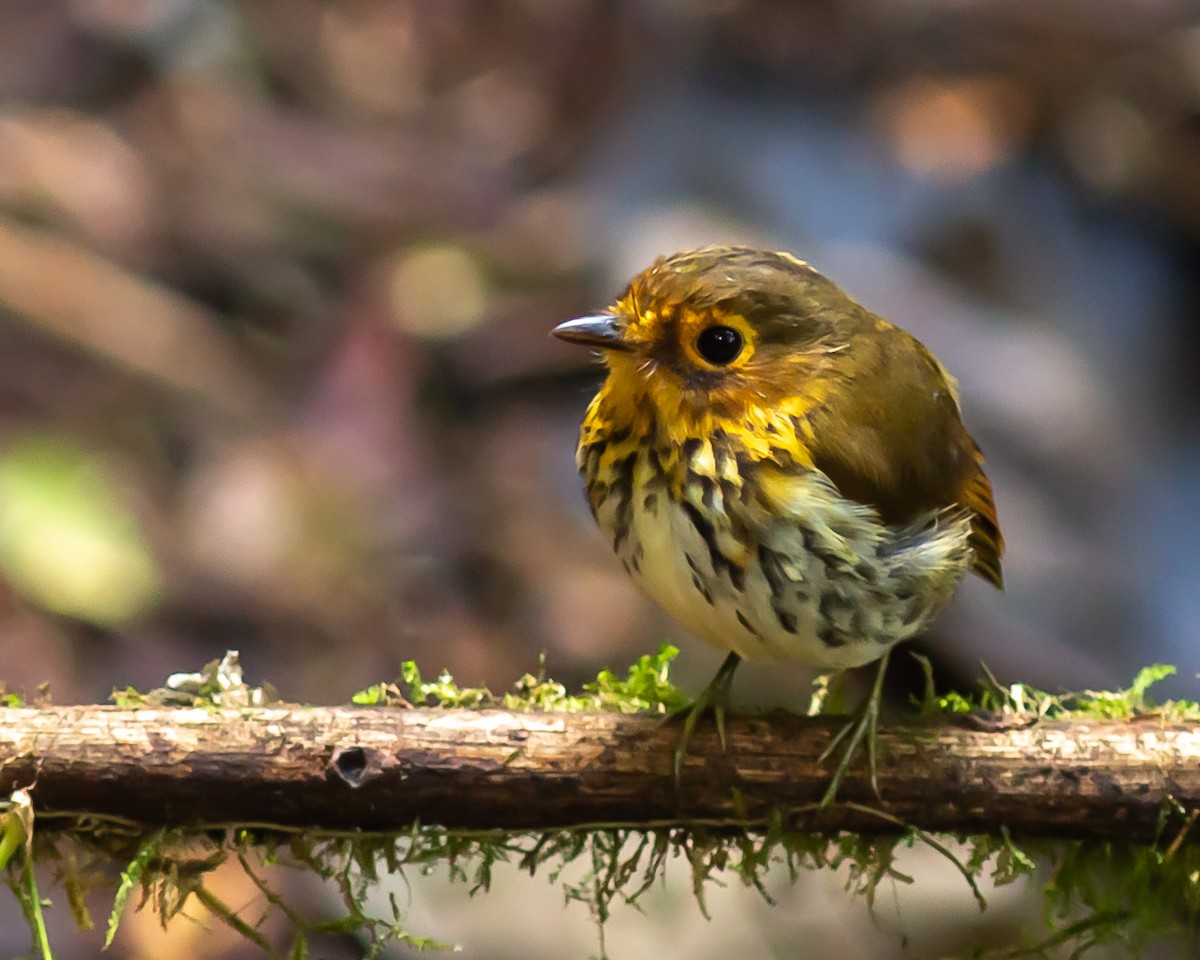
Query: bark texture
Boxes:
[{"xmin": 0, "ymin": 705, "xmax": 1195, "ymax": 840}]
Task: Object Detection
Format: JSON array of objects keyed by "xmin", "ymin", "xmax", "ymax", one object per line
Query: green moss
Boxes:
[
  {"xmin": 351, "ymin": 644, "xmax": 690, "ymax": 714},
  {"xmin": 924, "ymin": 661, "xmax": 1199, "ymax": 722},
  {"xmin": 35, "ymin": 814, "xmax": 1196, "ymax": 959}
]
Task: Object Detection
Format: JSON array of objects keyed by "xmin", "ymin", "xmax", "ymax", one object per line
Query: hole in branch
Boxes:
[{"xmin": 330, "ymin": 746, "xmax": 376, "ymax": 788}]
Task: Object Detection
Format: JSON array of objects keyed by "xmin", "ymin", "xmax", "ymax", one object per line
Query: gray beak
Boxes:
[{"xmin": 551, "ymin": 314, "xmax": 633, "ymax": 351}]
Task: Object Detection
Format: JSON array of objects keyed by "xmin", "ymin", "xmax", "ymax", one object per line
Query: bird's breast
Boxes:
[{"xmin": 580, "ymin": 411, "xmax": 973, "ymax": 669}]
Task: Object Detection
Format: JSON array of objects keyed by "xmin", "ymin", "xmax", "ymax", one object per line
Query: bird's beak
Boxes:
[{"xmin": 551, "ymin": 314, "xmax": 634, "ymax": 352}]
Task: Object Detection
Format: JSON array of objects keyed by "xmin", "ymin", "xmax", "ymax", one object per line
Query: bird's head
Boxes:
[{"xmin": 553, "ymin": 246, "xmax": 861, "ymax": 427}]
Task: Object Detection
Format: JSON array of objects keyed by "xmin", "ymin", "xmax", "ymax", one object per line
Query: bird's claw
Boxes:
[
  {"xmin": 671, "ymin": 652, "xmax": 740, "ymax": 783},
  {"xmin": 817, "ymin": 648, "xmax": 891, "ymax": 806}
]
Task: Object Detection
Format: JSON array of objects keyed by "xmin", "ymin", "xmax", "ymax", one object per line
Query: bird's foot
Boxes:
[
  {"xmin": 817, "ymin": 649, "xmax": 891, "ymax": 807},
  {"xmin": 671, "ymin": 652, "xmax": 741, "ymax": 783}
]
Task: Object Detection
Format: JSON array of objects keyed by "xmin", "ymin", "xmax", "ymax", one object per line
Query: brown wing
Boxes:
[
  {"xmin": 805, "ymin": 317, "xmax": 1004, "ymax": 588},
  {"xmin": 956, "ymin": 438, "xmax": 1004, "ymax": 588}
]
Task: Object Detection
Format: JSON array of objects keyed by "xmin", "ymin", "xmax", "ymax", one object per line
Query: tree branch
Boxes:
[{"xmin": 1, "ymin": 705, "xmax": 1196, "ymax": 841}]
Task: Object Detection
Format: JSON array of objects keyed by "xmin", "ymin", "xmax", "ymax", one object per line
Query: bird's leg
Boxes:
[
  {"xmin": 672, "ymin": 651, "xmax": 741, "ymax": 782},
  {"xmin": 818, "ymin": 648, "xmax": 892, "ymax": 806}
]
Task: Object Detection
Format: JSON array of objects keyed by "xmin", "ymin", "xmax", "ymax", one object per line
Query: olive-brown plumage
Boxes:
[
  {"xmin": 799, "ymin": 302, "xmax": 1004, "ymax": 589},
  {"xmin": 553, "ymin": 245, "xmax": 1004, "ymax": 794}
]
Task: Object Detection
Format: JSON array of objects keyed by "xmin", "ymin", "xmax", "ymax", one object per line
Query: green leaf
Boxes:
[
  {"xmin": 105, "ymin": 838, "xmax": 156, "ymax": 949},
  {"xmin": 352, "ymin": 684, "xmax": 385, "ymax": 706},
  {"xmin": 1128, "ymin": 664, "xmax": 1176, "ymax": 704}
]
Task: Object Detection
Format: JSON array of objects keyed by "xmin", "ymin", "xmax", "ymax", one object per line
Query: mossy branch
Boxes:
[{"xmin": 1, "ymin": 704, "xmax": 1197, "ymax": 841}]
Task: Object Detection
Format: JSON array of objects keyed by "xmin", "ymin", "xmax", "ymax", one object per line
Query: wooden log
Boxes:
[{"xmin": 0, "ymin": 706, "xmax": 1195, "ymax": 840}]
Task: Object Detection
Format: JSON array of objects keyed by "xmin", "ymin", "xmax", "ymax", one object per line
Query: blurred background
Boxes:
[{"xmin": 1, "ymin": 0, "xmax": 1199, "ymax": 957}]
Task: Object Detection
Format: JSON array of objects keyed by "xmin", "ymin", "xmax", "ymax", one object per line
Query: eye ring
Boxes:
[{"xmin": 695, "ymin": 325, "xmax": 744, "ymax": 365}]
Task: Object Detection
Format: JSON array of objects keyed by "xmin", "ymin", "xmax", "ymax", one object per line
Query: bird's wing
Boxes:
[{"xmin": 804, "ymin": 325, "xmax": 1004, "ymax": 588}]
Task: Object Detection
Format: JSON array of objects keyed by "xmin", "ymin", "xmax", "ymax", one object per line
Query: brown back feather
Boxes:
[{"xmin": 804, "ymin": 311, "xmax": 1005, "ymax": 589}]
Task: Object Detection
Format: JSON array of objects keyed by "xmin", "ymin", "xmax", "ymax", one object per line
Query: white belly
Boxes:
[
  {"xmin": 598, "ymin": 457, "xmax": 973, "ymax": 672},
  {"xmin": 620, "ymin": 476, "xmax": 891, "ymax": 670}
]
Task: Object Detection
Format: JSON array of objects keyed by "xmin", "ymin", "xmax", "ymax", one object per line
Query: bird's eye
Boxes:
[{"xmin": 695, "ymin": 325, "xmax": 744, "ymax": 365}]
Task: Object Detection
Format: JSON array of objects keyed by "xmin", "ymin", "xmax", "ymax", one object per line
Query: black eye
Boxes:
[{"xmin": 695, "ymin": 325, "xmax": 744, "ymax": 365}]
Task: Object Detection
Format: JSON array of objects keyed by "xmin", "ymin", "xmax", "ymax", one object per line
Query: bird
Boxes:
[{"xmin": 552, "ymin": 245, "xmax": 1003, "ymax": 802}]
